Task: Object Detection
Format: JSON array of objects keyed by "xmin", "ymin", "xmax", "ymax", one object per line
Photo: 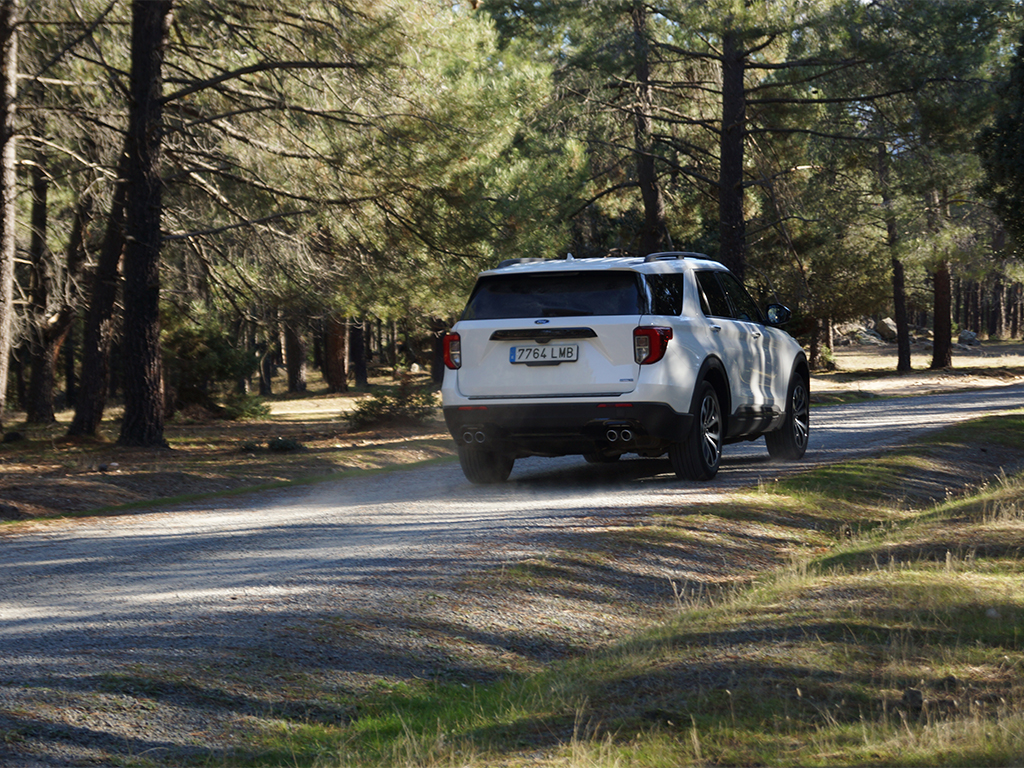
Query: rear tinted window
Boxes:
[
  {"xmin": 461, "ymin": 271, "xmax": 644, "ymax": 320},
  {"xmin": 647, "ymin": 273, "xmax": 684, "ymax": 315},
  {"xmin": 696, "ymin": 271, "xmax": 731, "ymax": 317}
]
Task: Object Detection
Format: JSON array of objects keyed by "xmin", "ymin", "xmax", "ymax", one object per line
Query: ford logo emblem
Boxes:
[{"xmin": 535, "ymin": 319, "xmax": 550, "ymax": 324}]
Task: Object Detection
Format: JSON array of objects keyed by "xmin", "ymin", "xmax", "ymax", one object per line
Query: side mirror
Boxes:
[{"xmin": 765, "ymin": 303, "xmax": 791, "ymax": 326}]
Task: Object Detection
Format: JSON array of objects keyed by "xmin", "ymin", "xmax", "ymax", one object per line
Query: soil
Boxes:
[{"xmin": 2, "ymin": 343, "xmax": 1024, "ymax": 523}]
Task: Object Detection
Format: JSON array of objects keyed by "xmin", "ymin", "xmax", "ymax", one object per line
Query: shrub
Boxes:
[
  {"xmin": 267, "ymin": 437, "xmax": 304, "ymax": 452},
  {"xmin": 162, "ymin": 318, "xmax": 258, "ymax": 415},
  {"xmin": 347, "ymin": 376, "xmax": 438, "ymax": 431},
  {"xmin": 222, "ymin": 393, "xmax": 271, "ymax": 421}
]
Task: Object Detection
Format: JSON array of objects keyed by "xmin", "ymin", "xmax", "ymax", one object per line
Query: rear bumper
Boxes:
[{"xmin": 443, "ymin": 401, "xmax": 692, "ymax": 457}]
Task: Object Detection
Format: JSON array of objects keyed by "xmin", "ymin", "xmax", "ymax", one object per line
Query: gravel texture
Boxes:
[{"xmin": 3, "ymin": 383, "xmax": 1024, "ymax": 766}]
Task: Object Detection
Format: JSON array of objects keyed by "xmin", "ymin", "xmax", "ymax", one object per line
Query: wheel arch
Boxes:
[
  {"xmin": 789, "ymin": 350, "xmax": 810, "ymax": 390},
  {"xmin": 691, "ymin": 356, "xmax": 731, "ymax": 424}
]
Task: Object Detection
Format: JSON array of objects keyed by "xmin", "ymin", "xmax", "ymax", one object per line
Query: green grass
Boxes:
[{"xmin": 210, "ymin": 412, "xmax": 1024, "ymax": 768}]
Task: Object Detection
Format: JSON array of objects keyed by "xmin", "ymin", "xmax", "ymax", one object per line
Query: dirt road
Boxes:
[{"xmin": 3, "ymin": 383, "xmax": 1024, "ymax": 766}]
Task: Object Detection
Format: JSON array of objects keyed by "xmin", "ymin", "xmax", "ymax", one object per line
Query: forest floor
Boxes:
[{"xmin": 2, "ymin": 341, "xmax": 1024, "ymax": 522}]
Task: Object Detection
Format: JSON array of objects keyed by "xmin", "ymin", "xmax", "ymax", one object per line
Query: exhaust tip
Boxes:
[
  {"xmin": 462, "ymin": 431, "xmax": 475, "ymax": 444},
  {"xmin": 620, "ymin": 428, "xmax": 633, "ymax": 442},
  {"xmin": 474, "ymin": 431, "xmax": 486, "ymax": 444},
  {"xmin": 606, "ymin": 429, "xmax": 620, "ymax": 442}
]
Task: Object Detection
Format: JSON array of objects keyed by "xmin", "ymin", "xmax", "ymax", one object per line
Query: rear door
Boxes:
[
  {"xmin": 695, "ymin": 270, "xmax": 768, "ymax": 409},
  {"xmin": 717, "ymin": 271, "xmax": 775, "ymax": 407},
  {"xmin": 453, "ymin": 270, "xmax": 643, "ymax": 399}
]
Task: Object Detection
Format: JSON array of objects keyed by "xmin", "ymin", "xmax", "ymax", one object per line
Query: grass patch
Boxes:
[{"xmin": 210, "ymin": 412, "xmax": 1024, "ymax": 767}]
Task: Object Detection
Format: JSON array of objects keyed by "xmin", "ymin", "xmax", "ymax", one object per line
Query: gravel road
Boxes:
[{"xmin": 3, "ymin": 383, "xmax": 1024, "ymax": 766}]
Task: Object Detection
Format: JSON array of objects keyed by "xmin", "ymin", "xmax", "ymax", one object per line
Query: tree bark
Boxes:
[
  {"xmin": 891, "ymin": 256, "xmax": 911, "ymax": 372},
  {"xmin": 631, "ymin": 2, "xmax": 669, "ymax": 256},
  {"xmin": 719, "ymin": 28, "xmax": 746, "ymax": 279},
  {"xmin": 118, "ymin": 0, "xmax": 173, "ymax": 447},
  {"xmin": 991, "ymin": 275, "xmax": 1005, "ymax": 339},
  {"xmin": 1012, "ymin": 283, "xmax": 1021, "ymax": 339},
  {"xmin": 25, "ymin": 158, "xmax": 92, "ymax": 423},
  {"xmin": 0, "ymin": 0, "xmax": 17, "ymax": 428},
  {"xmin": 322, "ymin": 314, "xmax": 348, "ymax": 392},
  {"xmin": 931, "ymin": 259, "xmax": 953, "ymax": 369},
  {"xmin": 283, "ymin": 323, "xmax": 307, "ymax": 393},
  {"xmin": 350, "ymin": 318, "xmax": 368, "ymax": 388},
  {"xmin": 64, "ymin": 319, "xmax": 77, "ymax": 407},
  {"xmin": 26, "ymin": 159, "xmax": 54, "ymax": 423},
  {"xmin": 67, "ymin": 161, "xmax": 127, "ymax": 437}
]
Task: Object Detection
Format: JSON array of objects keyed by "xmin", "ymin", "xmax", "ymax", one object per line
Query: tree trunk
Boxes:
[
  {"xmin": 0, "ymin": 0, "xmax": 17, "ymax": 429},
  {"xmin": 25, "ymin": 162, "xmax": 92, "ymax": 423},
  {"xmin": 67, "ymin": 161, "xmax": 127, "ymax": 437},
  {"xmin": 1012, "ymin": 283, "xmax": 1021, "ymax": 339},
  {"xmin": 322, "ymin": 314, "xmax": 348, "ymax": 392},
  {"xmin": 891, "ymin": 256, "xmax": 911, "ymax": 372},
  {"xmin": 807, "ymin": 317, "xmax": 823, "ymax": 370},
  {"xmin": 64, "ymin": 319, "xmax": 77, "ymax": 407},
  {"xmin": 350, "ymin": 318, "xmax": 368, "ymax": 388},
  {"xmin": 718, "ymin": 28, "xmax": 746, "ymax": 279},
  {"xmin": 283, "ymin": 323, "xmax": 307, "ymax": 393},
  {"xmin": 631, "ymin": 2, "xmax": 669, "ymax": 256},
  {"xmin": 931, "ymin": 259, "xmax": 953, "ymax": 369},
  {"xmin": 118, "ymin": 0, "xmax": 173, "ymax": 447},
  {"xmin": 26, "ymin": 159, "xmax": 54, "ymax": 423},
  {"xmin": 993, "ymin": 276, "xmax": 1006, "ymax": 339}
]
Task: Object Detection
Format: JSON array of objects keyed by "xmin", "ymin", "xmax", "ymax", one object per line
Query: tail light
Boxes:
[
  {"xmin": 443, "ymin": 332, "xmax": 461, "ymax": 369},
  {"xmin": 633, "ymin": 326, "xmax": 672, "ymax": 365}
]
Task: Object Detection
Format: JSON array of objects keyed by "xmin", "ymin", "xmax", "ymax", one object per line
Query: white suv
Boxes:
[{"xmin": 441, "ymin": 252, "xmax": 809, "ymax": 484}]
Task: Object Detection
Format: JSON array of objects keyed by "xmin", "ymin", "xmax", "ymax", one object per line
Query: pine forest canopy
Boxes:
[{"xmin": 0, "ymin": 0, "xmax": 1020, "ymax": 445}]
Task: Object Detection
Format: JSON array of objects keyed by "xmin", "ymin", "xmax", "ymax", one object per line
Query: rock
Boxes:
[
  {"xmin": 834, "ymin": 321, "xmax": 864, "ymax": 337},
  {"xmin": 958, "ymin": 330, "xmax": 979, "ymax": 346},
  {"xmin": 877, "ymin": 317, "xmax": 898, "ymax": 341},
  {"xmin": 855, "ymin": 329, "xmax": 886, "ymax": 346}
]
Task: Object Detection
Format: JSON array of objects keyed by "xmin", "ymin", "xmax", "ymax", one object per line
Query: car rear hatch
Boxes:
[
  {"xmin": 454, "ymin": 269, "xmax": 643, "ymax": 399},
  {"xmin": 455, "ymin": 316, "xmax": 641, "ymax": 398}
]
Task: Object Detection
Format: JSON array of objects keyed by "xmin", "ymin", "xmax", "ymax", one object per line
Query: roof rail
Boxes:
[
  {"xmin": 495, "ymin": 257, "xmax": 549, "ymax": 269},
  {"xmin": 643, "ymin": 251, "xmax": 710, "ymax": 263}
]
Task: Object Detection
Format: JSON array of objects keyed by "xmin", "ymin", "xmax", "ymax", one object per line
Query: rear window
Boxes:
[
  {"xmin": 461, "ymin": 271, "xmax": 644, "ymax": 320},
  {"xmin": 647, "ymin": 273, "xmax": 684, "ymax": 315}
]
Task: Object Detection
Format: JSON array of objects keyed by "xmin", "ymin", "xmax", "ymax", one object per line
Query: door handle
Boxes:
[{"xmin": 710, "ymin": 325, "xmax": 722, "ymax": 333}]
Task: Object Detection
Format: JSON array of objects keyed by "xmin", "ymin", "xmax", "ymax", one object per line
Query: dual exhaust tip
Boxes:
[
  {"xmin": 463, "ymin": 430, "xmax": 487, "ymax": 444},
  {"xmin": 606, "ymin": 428, "xmax": 633, "ymax": 443}
]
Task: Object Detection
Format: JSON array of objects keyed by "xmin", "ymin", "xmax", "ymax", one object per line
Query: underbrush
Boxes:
[
  {"xmin": 346, "ymin": 374, "xmax": 438, "ymax": 431},
  {"xmin": 240, "ymin": 413, "xmax": 1024, "ymax": 768}
]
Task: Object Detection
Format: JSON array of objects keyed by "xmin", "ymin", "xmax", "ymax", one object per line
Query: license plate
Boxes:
[{"xmin": 510, "ymin": 344, "xmax": 578, "ymax": 364}]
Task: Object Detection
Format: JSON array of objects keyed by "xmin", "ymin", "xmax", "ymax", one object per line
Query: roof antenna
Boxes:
[{"xmin": 566, "ymin": 252, "xmax": 574, "ymax": 260}]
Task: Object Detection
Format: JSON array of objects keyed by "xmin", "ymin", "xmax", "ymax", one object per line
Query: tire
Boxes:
[
  {"xmin": 765, "ymin": 373, "xmax": 810, "ymax": 461},
  {"xmin": 457, "ymin": 445, "xmax": 515, "ymax": 484},
  {"xmin": 669, "ymin": 381, "xmax": 722, "ymax": 481}
]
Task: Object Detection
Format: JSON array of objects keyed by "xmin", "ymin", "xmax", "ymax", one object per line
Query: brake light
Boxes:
[
  {"xmin": 443, "ymin": 332, "xmax": 461, "ymax": 369},
  {"xmin": 633, "ymin": 326, "xmax": 673, "ymax": 364}
]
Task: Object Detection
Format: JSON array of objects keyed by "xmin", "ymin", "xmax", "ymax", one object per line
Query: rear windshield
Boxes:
[{"xmin": 461, "ymin": 271, "xmax": 644, "ymax": 320}]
